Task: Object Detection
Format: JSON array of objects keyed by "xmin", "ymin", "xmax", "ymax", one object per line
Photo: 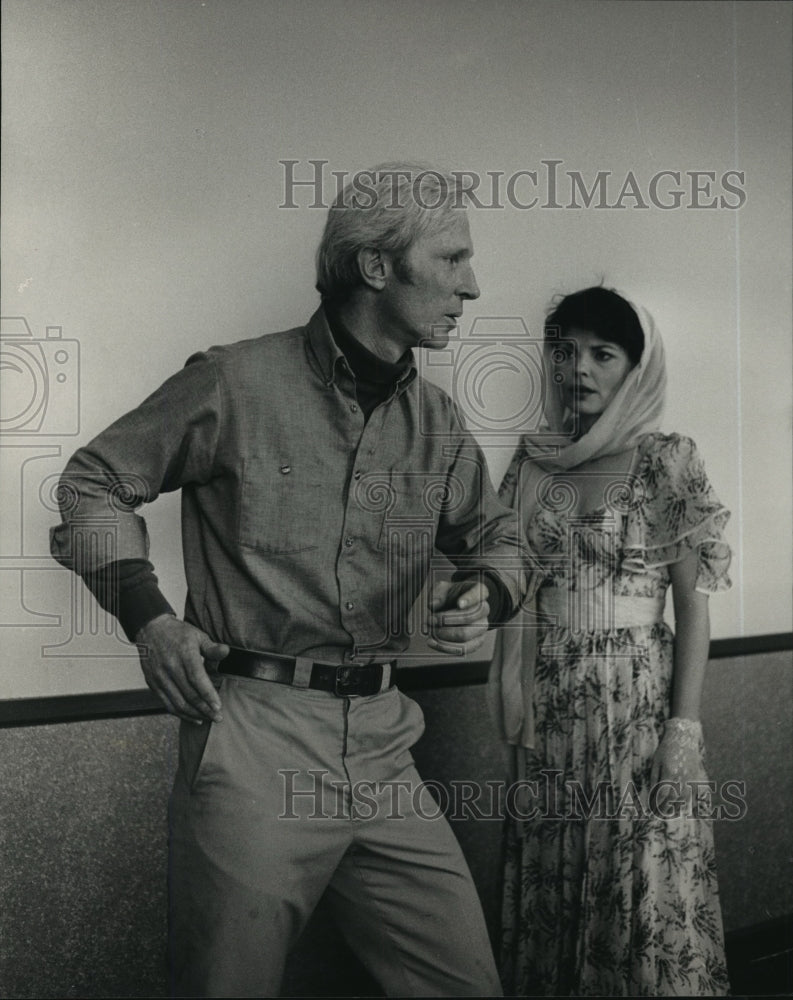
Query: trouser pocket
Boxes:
[{"xmin": 177, "ymin": 678, "xmax": 225, "ymax": 792}]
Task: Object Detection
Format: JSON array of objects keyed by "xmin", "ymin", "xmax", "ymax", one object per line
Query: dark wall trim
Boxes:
[
  {"xmin": 1, "ymin": 633, "xmax": 791, "ymax": 729},
  {"xmin": 710, "ymin": 632, "xmax": 793, "ymax": 659}
]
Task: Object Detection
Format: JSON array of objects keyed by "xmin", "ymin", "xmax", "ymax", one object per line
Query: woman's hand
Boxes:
[{"xmin": 649, "ymin": 716, "xmax": 709, "ymax": 816}]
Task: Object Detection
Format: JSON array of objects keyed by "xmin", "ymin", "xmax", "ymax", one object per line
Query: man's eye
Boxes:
[{"xmin": 447, "ymin": 255, "xmax": 460, "ymax": 264}]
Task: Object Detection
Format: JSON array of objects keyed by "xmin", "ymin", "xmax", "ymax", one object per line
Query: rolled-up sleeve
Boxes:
[{"xmin": 50, "ymin": 353, "xmax": 221, "ymax": 575}]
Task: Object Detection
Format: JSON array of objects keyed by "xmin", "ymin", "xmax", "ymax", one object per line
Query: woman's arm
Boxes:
[
  {"xmin": 650, "ymin": 549, "xmax": 712, "ymax": 799},
  {"xmin": 669, "ymin": 549, "xmax": 711, "ymax": 720}
]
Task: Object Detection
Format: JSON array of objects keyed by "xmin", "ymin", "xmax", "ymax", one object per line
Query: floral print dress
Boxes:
[{"xmin": 499, "ymin": 433, "xmax": 732, "ymax": 997}]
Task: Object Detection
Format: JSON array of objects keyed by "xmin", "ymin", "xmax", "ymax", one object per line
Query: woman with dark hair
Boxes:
[{"xmin": 491, "ymin": 287, "xmax": 731, "ymax": 996}]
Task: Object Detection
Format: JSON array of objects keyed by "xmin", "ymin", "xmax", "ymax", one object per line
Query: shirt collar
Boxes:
[
  {"xmin": 305, "ymin": 306, "xmax": 344, "ymax": 385},
  {"xmin": 305, "ymin": 305, "xmax": 417, "ymax": 393}
]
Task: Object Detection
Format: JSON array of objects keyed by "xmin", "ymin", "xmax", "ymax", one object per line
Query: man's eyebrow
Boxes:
[{"xmin": 438, "ymin": 245, "xmax": 474, "ymax": 258}]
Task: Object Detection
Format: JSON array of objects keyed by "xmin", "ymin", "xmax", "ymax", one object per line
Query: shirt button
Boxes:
[
  {"xmin": 345, "ymin": 601, "xmax": 355, "ymax": 610},
  {"xmin": 345, "ymin": 537, "xmax": 354, "ymax": 547},
  {"xmin": 350, "ymin": 403, "xmax": 359, "ymax": 413},
  {"xmin": 353, "ymin": 471, "xmax": 362, "ymax": 480}
]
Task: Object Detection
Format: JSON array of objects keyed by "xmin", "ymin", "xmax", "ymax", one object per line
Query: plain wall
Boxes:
[{"xmin": 1, "ymin": 0, "xmax": 791, "ymax": 696}]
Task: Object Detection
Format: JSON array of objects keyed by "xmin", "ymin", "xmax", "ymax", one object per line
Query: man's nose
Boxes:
[{"xmin": 459, "ymin": 262, "xmax": 480, "ymax": 300}]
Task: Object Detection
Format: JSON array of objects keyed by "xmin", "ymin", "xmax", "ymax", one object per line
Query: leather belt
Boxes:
[{"xmin": 219, "ymin": 647, "xmax": 396, "ymax": 697}]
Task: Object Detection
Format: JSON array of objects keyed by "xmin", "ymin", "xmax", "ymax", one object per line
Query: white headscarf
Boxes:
[{"xmin": 489, "ymin": 298, "xmax": 667, "ymax": 749}]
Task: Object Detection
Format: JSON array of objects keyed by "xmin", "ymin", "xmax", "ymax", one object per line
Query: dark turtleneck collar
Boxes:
[{"xmin": 324, "ymin": 303, "xmax": 414, "ymax": 386}]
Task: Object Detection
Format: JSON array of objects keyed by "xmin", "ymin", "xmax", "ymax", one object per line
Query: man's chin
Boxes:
[{"xmin": 420, "ymin": 326, "xmax": 453, "ymax": 350}]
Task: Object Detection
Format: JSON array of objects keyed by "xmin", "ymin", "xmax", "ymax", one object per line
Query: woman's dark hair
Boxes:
[{"xmin": 544, "ymin": 286, "xmax": 644, "ymax": 366}]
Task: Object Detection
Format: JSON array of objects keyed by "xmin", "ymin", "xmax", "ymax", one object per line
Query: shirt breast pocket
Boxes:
[
  {"xmin": 239, "ymin": 458, "xmax": 321, "ymax": 554},
  {"xmin": 374, "ymin": 471, "xmax": 447, "ymax": 556}
]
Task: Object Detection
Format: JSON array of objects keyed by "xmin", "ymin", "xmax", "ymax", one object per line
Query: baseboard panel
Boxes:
[{"xmin": 726, "ymin": 914, "xmax": 793, "ymax": 996}]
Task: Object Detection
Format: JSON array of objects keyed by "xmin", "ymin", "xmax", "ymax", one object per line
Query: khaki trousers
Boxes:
[{"xmin": 168, "ymin": 674, "xmax": 501, "ymax": 997}]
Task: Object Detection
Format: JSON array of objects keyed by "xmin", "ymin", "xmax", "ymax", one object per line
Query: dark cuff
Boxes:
[
  {"xmin": 118, "ymin": 579, "xmax": 176, "ymax": 642},
  {"xmin": 83, "ymin": 559, "xmax": 176, "ymax": 642}
]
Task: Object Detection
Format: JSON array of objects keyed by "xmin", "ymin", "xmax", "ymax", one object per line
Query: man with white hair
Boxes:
[{"xmin": 52, "ymin": 163, "xmax": 528, "ymax": 997}]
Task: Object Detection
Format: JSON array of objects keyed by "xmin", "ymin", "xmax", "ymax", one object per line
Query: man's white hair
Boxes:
[{"xmin": 315, "ymin": 162, "xmax": 468, "ymax": 302}]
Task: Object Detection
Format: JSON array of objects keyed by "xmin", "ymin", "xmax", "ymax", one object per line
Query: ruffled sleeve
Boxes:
[{"xmin": 623, "ymin": 433, "xmax": 731, "ymax": 593}]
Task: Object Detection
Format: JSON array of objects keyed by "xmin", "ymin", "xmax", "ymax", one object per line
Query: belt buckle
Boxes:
[
  {"xmin": 334, "ymin": 665, "xmax": 360, "ymax": 696},
  {"xmin": 334, "ymin": 664, "xmax": 385, "ymax": 696}
]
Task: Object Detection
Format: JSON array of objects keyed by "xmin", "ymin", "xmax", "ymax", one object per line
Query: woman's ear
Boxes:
[{"xmin": 356, "ymin": 247, "xmax": 388, "ymax": 291}]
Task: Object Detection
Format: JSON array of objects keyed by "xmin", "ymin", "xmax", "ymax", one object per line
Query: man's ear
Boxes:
[{"xmin": 357, "ymin": 247, "xmax": 388, "ymax": 291}]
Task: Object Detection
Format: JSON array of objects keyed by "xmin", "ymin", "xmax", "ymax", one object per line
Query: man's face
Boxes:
[{"xmin": 379, "ymin": 211, "xmax": 480, "ymax": 353}]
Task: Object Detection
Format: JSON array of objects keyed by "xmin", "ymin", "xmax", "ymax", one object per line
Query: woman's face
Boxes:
[{"xmin": 557, "ymin": 327, "xmax": 635, "ymax": 433}]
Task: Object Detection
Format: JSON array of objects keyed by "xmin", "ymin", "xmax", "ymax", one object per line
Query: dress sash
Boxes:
[{"xmin": 537, "ymin": 587, "xmax": 665, "ymax": 633}]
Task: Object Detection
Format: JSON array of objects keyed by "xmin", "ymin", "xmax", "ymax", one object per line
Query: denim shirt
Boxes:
[{"xmin": 51, "ymin": 308, "xmax": 528, "ymax": 663}]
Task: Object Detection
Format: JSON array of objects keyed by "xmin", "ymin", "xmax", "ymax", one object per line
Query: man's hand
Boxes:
[
  {"xmin": 427, "ymin": 579, "xmax": 490, "ymax": 656},
  {"xmin": 136, "ymin": 614, "xmax": 229, "ymax": 724}
]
